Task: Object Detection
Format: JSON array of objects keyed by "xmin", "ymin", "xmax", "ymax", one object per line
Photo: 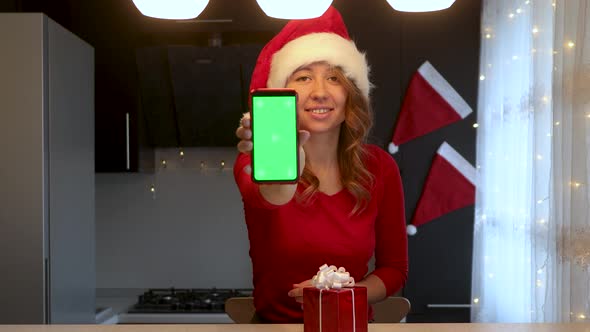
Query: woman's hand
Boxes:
[
  {"xmin": 287, "ymin": 279, "xmax": 313, "ymax": 304},
  {"xmin": 236, "ymin": 113, "xmax": 253, "ymax": 155}
]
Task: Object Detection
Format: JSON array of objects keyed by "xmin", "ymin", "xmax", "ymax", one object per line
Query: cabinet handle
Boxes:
[
  {"xmin": 426, "ymin": 304, "xmax": 472, "ymax": 308},
  {"xmin": 125, "ymin": 113, "xmax": 130, "ymax": 170}
]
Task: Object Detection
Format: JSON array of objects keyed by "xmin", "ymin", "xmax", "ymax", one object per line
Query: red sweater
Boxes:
[{"xmin": 233, "ymin": 144, "xmax": 408, "ymax": 323}]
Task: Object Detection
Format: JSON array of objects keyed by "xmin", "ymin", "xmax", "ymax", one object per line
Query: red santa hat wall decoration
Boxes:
[
  {"xmin": 406, "ymin": 142, "xmax": 476, "ymax": 236},
  {"xmin": 388, "ymin": 61, "xmax": 473, "ymax": 154}
]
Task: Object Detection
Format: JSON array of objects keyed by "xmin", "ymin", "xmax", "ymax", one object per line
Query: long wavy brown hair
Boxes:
[{"xmin": 297, "ymin": 66, "xmax": 375, "ymax": 215}]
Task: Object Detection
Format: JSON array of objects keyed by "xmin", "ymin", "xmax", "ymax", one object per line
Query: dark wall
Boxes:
[
  {"xmin": 335, "ymin": 0, "xmax": 481, "ymax": 322},
  {"xmin": 2, "ymin": 0, "xmax": 481, "ymax": 322}
]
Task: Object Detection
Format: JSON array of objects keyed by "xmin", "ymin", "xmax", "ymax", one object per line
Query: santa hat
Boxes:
[
  {"xmin": 407, "ymin": 142, "xmax": 476, "ymax": 236},
  {"xmin": 249, "ymin": 6, "xmax": 371, "ymax": 99},
  {"xmin": 388, "ymin": 61, "xmax": 472, "ymax": 154}
]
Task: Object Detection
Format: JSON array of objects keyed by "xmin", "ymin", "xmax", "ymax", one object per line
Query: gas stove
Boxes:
[{"xmin": 118, "ymin": 288, "xmax": 252, "ymax": 324}]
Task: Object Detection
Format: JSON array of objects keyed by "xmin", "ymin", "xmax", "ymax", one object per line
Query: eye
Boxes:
[
  {"xmin": 327, "ymin": 76, "xmax": 341, "ymax": 83},
  {"xmin": 295, "ymin": 75, "xmax": 312, "ymax": 82}
]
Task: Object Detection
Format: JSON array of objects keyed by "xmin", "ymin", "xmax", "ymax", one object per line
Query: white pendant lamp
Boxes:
[
  {"xmin": 386, "ymin": 0, "xmax": 456, "ymax": 12},
  {"xmin": 256, "ymin": 0, "xmax": 333, "ymax": 19},
  {"xmin": 132, "ymin": 0, "xmax": 209, "ymax": 20}
]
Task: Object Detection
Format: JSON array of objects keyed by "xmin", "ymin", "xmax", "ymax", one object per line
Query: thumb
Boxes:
[{"xmin": 299, "ymin": 130, "xmax": 310, "ymax": 146}]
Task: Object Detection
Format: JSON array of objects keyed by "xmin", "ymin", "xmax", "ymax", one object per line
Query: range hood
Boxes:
[{"xmin": 135, "ymin": 43, "xmax": 262, "ymax": 147}]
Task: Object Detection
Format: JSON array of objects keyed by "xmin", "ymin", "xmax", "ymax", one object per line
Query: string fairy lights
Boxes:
[{"xmin": 146, "ymin": 148, "xmax": 236, "ymax": 198}]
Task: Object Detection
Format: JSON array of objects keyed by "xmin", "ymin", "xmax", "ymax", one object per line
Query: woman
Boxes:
[{"xmin": 233, "ymin": 6, "xmax": 408, "ymax": 323}]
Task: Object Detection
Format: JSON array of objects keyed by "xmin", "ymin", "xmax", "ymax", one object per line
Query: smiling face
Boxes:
[{"xmin": 285, "ymin": 62, "xmax": 348, "ymax": 136}]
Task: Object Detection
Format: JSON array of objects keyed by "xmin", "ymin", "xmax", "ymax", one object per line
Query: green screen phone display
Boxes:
[{"xmin": 251, "ymin": 90, "xmax": 298, "ymax": 183}]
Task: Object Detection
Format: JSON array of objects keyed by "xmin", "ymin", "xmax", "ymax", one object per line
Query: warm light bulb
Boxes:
[
  {"xmin": 473, "ymin": 298, "xmax": 479, "ymax": 304},
  {"xmin": 256, "ymin": 0, "xmax": 332, "ymax": 19},
  {"xmin": 473, "ymin": 123, "xmax": 479, "ymax": 128},
  {"xmin": 132, "ymin": 0, "xmax": 209, "ymax": 19},
  {"xmin": 567, "ymin": 41, "xmax": 575, "ymax": 48},
  {"xmin": 385, "ymin": 0, "xmax": 456, "ymax": 12},
  {"xmin": 479, "ymin": 75, "xmax": 486, "ymax": 80}
]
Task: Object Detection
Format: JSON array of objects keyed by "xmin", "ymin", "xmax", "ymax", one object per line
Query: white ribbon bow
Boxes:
[{"xmin": 311, "ymin": 264, "xmax": 355, "ymax": 289}]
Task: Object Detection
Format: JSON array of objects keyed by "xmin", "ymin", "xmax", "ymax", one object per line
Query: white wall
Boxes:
[{"xmin": 95, "ymin": 148, "xmax": 253, "ymax": 289}]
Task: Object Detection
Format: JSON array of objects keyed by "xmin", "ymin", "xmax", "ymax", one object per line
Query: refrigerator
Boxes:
[{"xmin": 0, "ymin": 13, "xmax": 95, "ymax": 323}]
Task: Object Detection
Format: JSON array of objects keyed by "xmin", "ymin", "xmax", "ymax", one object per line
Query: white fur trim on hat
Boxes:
[{"xmin": 267, "ymin": 32, "xmax": 370, "ymax": 98}]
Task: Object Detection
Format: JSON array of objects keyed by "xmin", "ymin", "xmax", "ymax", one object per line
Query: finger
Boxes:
[
  {"xmin": 241, "ymin": 113, "xmax": 251, "ymax": 128},
  {"xmin": 287, "ymin": 288, "xmax": 303, "ymax": 298},
  {"xmin": 295, "ymin": 296, "xmax": 303, "ymax": 304},
  {"xmin": 298, "ymin": 130, "xmax": 310, "ymax": 146},
  {"xmin": 235, "ymin": 126, "xmax": 252, "ymax": 140},
  {"xmin": 243, "ymin": 165, "xmax": 251, "ymax": 175},
  {"xmin": 237, "ymin": 140, "xmax": 253, "ymax": 153}
]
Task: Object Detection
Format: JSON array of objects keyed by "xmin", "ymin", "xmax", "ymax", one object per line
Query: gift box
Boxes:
[{"xmin": 303, "ymin": 287, "xmax": 368, "ymax": 332}]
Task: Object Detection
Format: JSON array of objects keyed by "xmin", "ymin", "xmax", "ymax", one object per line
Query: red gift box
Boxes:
[{"xmin": 303, "ymin": 287, "xmax": 368, "ymax": 332}]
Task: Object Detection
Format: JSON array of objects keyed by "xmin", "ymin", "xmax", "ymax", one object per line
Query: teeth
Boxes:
[{"xmin": 311, "ymin": 109, "xmax": 330, "ymax": 114}]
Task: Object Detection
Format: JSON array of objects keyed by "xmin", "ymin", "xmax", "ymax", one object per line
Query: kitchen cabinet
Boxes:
[
  {"xmin": 64, "ymin": 0, "xmax": 281, "ymax": 171},
  {"xmin": 136, "ymin": 44, "xmax": 262, "ymax": 147},
  {"xmin": 64, "ymin": 0, "xmax": 155, "ymax": 172},
  {"xmin": 0, "ymin": 13, "xmax": 95, "ymax": 323},
  {"xmin": 93, "ymin": 45, "xmax": 155, "ymax": 172}
]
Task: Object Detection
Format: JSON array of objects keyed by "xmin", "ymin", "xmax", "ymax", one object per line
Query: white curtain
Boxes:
[{"xmin": 472, "ymin": 0, "xmax": 590, "ymax": 323}]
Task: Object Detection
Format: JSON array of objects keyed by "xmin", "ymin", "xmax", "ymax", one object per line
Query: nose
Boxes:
[{"xmin": 309, "ymin": 79, "xmax": 328, "ymax": 100}]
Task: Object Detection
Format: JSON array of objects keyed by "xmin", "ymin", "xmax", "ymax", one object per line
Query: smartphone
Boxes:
[{"xmin": 250, "ymin": 88, "xmax": 299, "ymax": 184}]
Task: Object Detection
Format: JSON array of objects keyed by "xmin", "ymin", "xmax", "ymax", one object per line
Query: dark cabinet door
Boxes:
[
  {"xmin": 93, "ymin": 42, "xmax": 155, "ymax": 172},
  {"xmin": 63, "ymin": 0, "xmax": 155, "ymax": 172}
]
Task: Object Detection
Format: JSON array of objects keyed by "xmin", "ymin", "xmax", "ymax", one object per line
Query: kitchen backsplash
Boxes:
[{"xmin": 95, "ymin": 147, "xmax": 252, "ymax": 289}]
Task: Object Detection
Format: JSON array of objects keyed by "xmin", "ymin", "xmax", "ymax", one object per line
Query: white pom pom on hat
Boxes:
[
  {"xmin": 388, "ymin": 142, "xmax": 399, "ymax": 154},
  {"xmin": 406, "ymin": 224, "xmax": 417, "ymax": 236}
]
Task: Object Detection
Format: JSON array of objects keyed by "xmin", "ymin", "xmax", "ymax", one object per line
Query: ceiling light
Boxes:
[
  {"xmin": 131, "ymin": 0, "xmax": 209, "ymax": 20},
  {"xmin": 386, "ymin": 0, "xmax": 456, "ymax": 12},
  {"xmin": 256, "ymin": 0, "xmax": 333, "ymax": 19}
]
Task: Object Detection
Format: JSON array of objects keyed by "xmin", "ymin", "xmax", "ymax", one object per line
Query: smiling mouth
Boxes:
[{"xmin": 307, "ymin": 108, "xmax": 332, "ymax": 114}]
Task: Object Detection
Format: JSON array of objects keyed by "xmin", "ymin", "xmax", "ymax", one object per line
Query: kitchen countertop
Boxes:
[{"xmin": 1, "ymin": 324, "xmax": 589, "ymax": 332}]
